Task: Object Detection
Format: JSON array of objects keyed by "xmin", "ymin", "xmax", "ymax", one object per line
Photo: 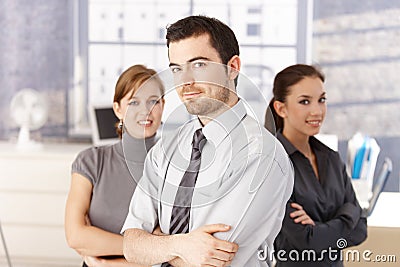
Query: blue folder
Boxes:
[{"xmin": 352, "ymin": 137, "xmax": 371, "ymax": 179}]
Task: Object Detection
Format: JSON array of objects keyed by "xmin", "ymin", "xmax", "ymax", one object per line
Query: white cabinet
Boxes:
[{"xmin": 0, "ymin": 142, "xmax": 89, "ymax": 266}]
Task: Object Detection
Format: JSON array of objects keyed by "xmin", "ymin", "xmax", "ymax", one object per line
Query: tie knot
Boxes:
[{"xmin": 192, "ymin": 128, "xmax": 206, "ymax": 151}]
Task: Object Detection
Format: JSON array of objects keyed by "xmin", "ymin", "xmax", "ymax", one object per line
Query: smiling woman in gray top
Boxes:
[{"xmin": 65, "ymin": 64, "xmax": 165, "ymax": 267}]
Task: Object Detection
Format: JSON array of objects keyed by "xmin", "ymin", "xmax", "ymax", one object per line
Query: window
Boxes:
[
  {"xmin": 70, "ymin": 0, "xmax": 312, "ymax": 134},
  {"xmin": 247, "ymin": 23, "xmax": 261, "ymax": 36},
  {"xmin": 158, "ymin": 27, "xmax": 165, "ymax": 40},
  {"xmin": 248, "ymin": 7, "xmax": 262, "ymax": 14}
]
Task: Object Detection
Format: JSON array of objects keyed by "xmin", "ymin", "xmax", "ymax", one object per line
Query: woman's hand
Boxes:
[{"xmin": 290, "ymin": 202, "xmax": 315, "ymax": 226}]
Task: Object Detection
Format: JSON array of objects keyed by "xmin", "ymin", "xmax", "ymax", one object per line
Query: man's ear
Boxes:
[
  {"xmin": 113, "ymin": 102, "xmax": 123, "ymax": 120},
  {"xmin": 227, "ymin": 55, "xmax": 241, "ymax": 81},
  {"xmin": 273, "ymin": 100, "xmax": 287, "ymax": 118}
]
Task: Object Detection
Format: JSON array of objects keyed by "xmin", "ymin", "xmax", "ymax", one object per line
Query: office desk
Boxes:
[
  {"xmin": 0, "ymin": 142, "xmax": 87, "ymax": 266},
  {"xmin": 367, "ymin": 192, "xmax": 400, "ymax": 228},
  {"xmin": 344, "ymin": 192, "xmax": 400, "ymax": 266}
]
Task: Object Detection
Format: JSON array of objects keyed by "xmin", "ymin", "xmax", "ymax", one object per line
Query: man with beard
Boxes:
[{"xmin": 121, "ymin": 15, "xmax": 294, "ymax": 267}]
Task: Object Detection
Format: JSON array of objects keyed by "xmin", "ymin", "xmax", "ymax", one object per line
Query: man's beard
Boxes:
[{"xmin": 184, "ymin": 88, "xmax": 230, "ymax": 117}]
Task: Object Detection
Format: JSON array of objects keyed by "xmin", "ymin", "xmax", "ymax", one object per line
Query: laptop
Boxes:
[
  {"xmin": 88, "ymin": 104, "xmax": 120, "ymax": 146},
  {"xmin": 362, "ymin": 157, "xmax": 392, "ymax": 217}
]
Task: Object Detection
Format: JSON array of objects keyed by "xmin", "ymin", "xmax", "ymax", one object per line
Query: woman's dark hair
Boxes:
[
  {"xmin": 113, "ymin": 65, "xmax": 164, "ymax": 138},
  {"xmin": 166, "ymin": 15, "xmax": 240, "ymax": 86},
  {"xmin": 265, "ymin": 64, "xmax": 325, "ymax": 133}
]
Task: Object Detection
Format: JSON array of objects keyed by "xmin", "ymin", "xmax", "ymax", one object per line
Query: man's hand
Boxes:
[
  {"xmin": 83, "ymin": 255, "xmax": 149, "ymax": 267},
  {"xmin": 83, "ymin": 255, "xmax": 103, "ymax": 267},
  {"xmin": 152, "ymin": 225, "xmax": 164, "ymax": 236},
  {"xmin": 174, "ymin": 224, "xmax": 238, "ymax": 267},
  {"xmin": 290, "ymin": 203, "xmax": 315, "ymax": 226}
]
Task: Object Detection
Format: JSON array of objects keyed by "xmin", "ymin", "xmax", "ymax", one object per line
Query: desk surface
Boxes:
[
  {"xmin": 367, "ymin": 192, "xmax": 400, "ymax": 227},
  {"xmin": 0, "ymin": 141, "xmax": 90, "ymax": 158}
]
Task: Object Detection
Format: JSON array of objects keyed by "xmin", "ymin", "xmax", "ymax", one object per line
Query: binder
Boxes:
[{"xmin": 347, "ymin": 132, "xmax": 380, "ymax": 206}]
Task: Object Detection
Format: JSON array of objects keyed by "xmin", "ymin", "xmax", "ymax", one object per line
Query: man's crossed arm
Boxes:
[{"xmin": 123, "ymin": 224, "xmax": 238, "ymax": 267}]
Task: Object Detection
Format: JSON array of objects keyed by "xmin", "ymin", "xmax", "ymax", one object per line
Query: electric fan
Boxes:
[{"xmin": 10, "ymin": 88, "xmax": 48, "ymax": 150}]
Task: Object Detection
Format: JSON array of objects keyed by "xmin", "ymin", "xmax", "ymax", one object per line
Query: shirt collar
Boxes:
[
  {"xmin": 276, "ymin": 130, "xmax": 326, "ymax": 156},
  {"xmin": 276, "ymin": 130, "xmax": 298, "ymax": 155},
  {"xmin": 199, "ymin": 99, "xmax": 247, "ymax": 147}
]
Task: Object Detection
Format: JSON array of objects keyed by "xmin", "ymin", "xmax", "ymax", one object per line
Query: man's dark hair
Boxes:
[{"xmin": 166, "ymin": 15, "xmax": 240, "ymax": 65}]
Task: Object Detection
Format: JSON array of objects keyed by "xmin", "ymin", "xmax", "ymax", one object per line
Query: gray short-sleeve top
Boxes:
[{"xmin": 71, "ymin": 133, "xmax": 157, "ymax": 234}]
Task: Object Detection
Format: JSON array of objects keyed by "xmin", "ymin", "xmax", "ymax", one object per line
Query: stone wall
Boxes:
[
  {"xmin": 314, "ymin": 4, "xmax": 400, "ymax": 139},
  {"xmin": 313, "ymin": 0, "xmax": 400, "ymax": 191},
  {"xmin": 0, "ymin": 0, "xmax": 71, "ymax": 139}
]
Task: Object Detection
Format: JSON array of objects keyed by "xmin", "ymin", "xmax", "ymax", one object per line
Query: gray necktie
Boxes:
[{"xmin": 161, "ymin": 128, "xmax": 206, "ymax": 266}]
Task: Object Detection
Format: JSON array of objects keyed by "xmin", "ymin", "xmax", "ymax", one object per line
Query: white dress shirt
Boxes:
[{"xmin": 121, "ymin": 100, "xmax": 294, "ymax": 266}]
